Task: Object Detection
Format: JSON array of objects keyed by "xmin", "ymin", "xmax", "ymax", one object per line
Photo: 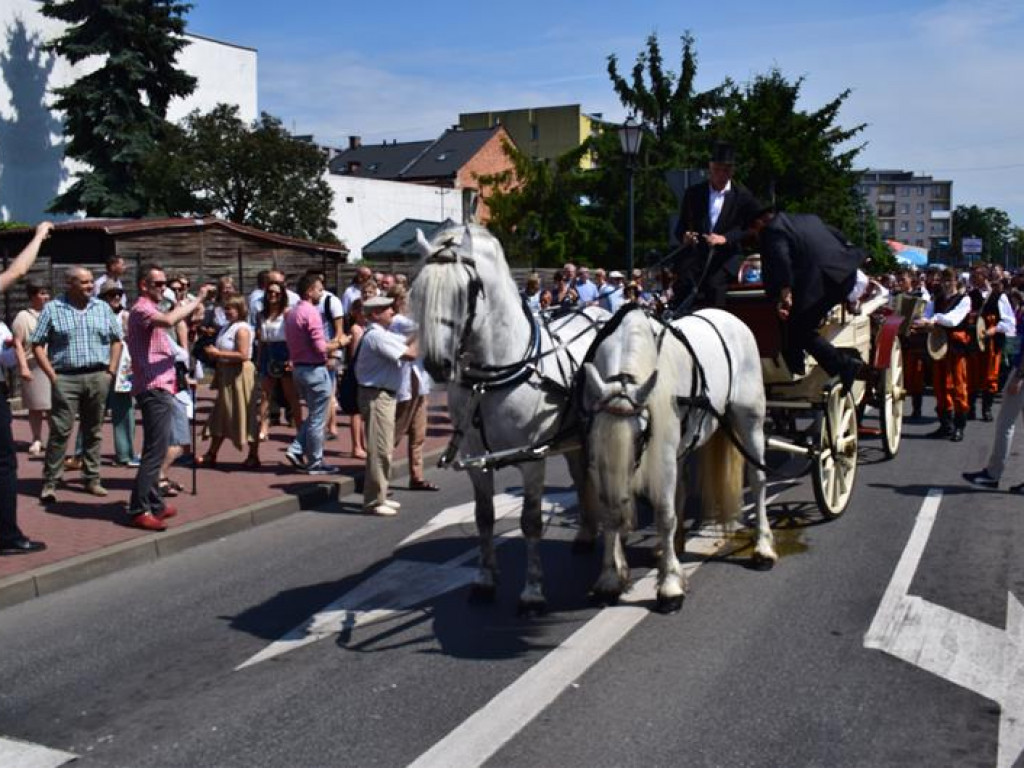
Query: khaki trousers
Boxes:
[
  {"xmin": 44, "ymin": 370, "xmax": 110, "ymax": 485},
  {"xmin": 394, "ymin": 376, "xmax": 427, "ymax": 484},
  {"xmin": 358, "ymin": 387, "xmax": 397, "ymax": 509}
]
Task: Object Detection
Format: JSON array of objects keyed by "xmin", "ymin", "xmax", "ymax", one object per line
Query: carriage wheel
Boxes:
[
  {"xmin": 812, "ymin": 387, "xmax": 859, "ymax": 519},
  {"xmin": 878, "ymin": 337, "xmax": 904, "ymax": 459}
]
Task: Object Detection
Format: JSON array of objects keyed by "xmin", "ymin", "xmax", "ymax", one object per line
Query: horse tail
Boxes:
[{"xmin": 696, "ymin": 428, "xmax": 744, "ymax": 526}]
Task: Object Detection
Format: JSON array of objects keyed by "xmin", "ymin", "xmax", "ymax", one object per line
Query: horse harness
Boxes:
[
  {"xmin": 425, "ymin": 242, "xmax": 605, "ymax": 468},
  {"xmin": 581, "ymin": 303, "xmax": 773, "ymax": 473}
]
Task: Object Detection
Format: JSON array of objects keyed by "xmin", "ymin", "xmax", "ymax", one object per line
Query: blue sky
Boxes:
[{"xmin": 187, "ymin": 0, "xmax": 1024, "ymax": 227}]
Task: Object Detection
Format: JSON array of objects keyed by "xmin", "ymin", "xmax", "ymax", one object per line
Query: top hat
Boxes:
[{"xmin": 710, "ymin": 141, "xmax": 736, "ymax": 164}]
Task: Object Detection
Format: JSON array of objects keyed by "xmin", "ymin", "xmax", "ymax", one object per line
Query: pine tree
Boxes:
[{"xmin": 41, "ymin": 1, "xmax": 197, "ymax": 217}]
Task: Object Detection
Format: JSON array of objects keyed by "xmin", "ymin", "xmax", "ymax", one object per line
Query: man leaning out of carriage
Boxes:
[{"xmin": 746, "ymin": 204, "xmax": 867, "ymax": 396}]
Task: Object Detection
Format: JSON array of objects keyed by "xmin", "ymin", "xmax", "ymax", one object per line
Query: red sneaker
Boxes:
[
  {"xmin": 129, "ymin": 512, "xmax": 167, "ymax": 532},
  {"xmin": 156, "ymin": 506, "xmax": 178, "ymax": 520}
]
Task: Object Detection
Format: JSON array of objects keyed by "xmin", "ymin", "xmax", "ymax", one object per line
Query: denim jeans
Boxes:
[
  {"xmin": 74, "ymin": 389, "xmax": 135, "ymax": 463},
  {"xmin": 290, "ymin": 365, "xmax": 331, "ymax": 465}
]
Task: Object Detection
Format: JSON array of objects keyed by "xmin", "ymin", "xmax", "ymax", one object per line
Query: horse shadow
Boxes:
[{"xmin": 224, "ymin": 530, "xmax": 606, "ymax": 662}]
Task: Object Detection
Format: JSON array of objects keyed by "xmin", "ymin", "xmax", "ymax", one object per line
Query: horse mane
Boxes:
[{"xmin": 410, "ymin": 224, "xmax": 520, "ymax": 369}]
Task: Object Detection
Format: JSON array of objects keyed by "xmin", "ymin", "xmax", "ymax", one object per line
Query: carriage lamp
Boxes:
[{"xmin": 618, "ymin": 117, "xmax": 643, "ymax": 277}]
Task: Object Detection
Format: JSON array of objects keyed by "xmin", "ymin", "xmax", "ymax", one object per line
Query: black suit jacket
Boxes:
[
  {"xmin": 672, "ymin": 180, "xmax": 758, "ymax": 307},
  {"xmin": 759, "ymin": 212, "xmax": 865, "ymax": 316}
]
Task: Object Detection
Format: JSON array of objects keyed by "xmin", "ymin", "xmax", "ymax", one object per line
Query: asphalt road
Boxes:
[{"xmin": 0, "ymin": 400, "xmax": 1021, "ymax": 768}]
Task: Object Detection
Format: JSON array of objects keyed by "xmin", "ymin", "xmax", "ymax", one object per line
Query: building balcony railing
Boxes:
[{"xmin": 877, "ymin": 194, "xmax": 896, "ymax": 202}]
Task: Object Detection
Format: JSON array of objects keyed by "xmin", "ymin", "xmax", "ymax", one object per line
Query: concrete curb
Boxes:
[{"xmin": 0, "ymin": 449, "xmax": 444, "ymax": 610}]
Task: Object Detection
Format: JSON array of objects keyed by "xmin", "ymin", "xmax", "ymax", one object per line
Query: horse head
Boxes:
[{"xmin": 410, "ymin": 224, "xmax": 516, "ymax": 383}]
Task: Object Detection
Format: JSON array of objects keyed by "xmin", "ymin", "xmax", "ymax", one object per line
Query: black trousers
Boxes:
[
  {"xmin": 129, "ymin": 389, "xmax": 174, "ymax": 516},
  {"xmin": 0, "ymin": 392, "xmax": 22, "ymax": 543},
  {"xmin": 784, "ymin": 291, "xmax": 850, "ymax": 377}
]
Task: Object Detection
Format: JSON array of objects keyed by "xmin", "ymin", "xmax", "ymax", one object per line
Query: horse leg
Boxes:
[
  {"xmin": 517, "ymin": 462, "xmax": 548, "ymax": 614},
  {"xmin": 566, "ymin": 449, "xmax": 599, "ymax": 554},
  {"xmin": 737, "ymin": 415, "xmax": 777, "ymax": 569},
  {"xmin": 652, "ymin": 452, "xmax": 687, "ymax": 614},
  {"xmin": 468, "ymin": 468, "xmax": 499, "ymax": 601}
]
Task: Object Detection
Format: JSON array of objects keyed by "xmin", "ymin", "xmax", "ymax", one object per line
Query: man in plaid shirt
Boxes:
[{"xmin": 32, "ymin": 266, "xmax": 124, "ymax": 502}]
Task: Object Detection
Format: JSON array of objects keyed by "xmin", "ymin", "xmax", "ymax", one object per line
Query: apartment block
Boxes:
[{"xmin": 858, "ymin": 169, "xmax": 953, "ymax": 253}]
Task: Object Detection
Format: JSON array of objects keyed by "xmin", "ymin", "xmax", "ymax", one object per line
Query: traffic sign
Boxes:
[{"xmin": 963, "ymin": 237, "xmax": 983, "ymax": 254}]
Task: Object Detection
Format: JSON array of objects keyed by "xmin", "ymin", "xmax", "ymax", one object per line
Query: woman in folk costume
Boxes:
[{"xmin": 914, "ymin": 268, "xmax": 973, "ymax": 442}]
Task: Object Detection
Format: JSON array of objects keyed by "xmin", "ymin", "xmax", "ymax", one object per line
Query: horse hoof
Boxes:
[
  {"xmin": 468, "ymin": 583, "xmax": 497, "ymax": 603},
  {"xmin": 517, "ymin": 598, "xmax": 548, "ymax": 616},
  {"xmin": 749, "ymin": 554, "xmax": 776, "ymax": 572},
  {"xmin": 571, "ymin": 538, "xmax": 597, "ymax": 555},
  {"xmin": 655, "ymin": 593, "xmax": 685, "ymax": 614}
]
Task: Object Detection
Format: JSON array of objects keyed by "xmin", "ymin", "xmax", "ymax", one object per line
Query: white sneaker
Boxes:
[
  {"xmin": 382, "ymin": 498, "xmax": 401, "ymax": 510},
  {"xmin": 27, "ymin": 441, "xmax": 43, "ymax": 457},
  {"xmin": 368, "ymin": 504, "xmax": 397, "ymax": 517}
]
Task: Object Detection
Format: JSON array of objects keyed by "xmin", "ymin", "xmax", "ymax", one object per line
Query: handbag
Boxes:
[{"xmin": 336, "ymin": 339, "xmax": 363, "ymax": 416}]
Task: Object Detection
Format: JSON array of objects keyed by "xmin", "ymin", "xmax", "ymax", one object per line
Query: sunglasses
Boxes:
[
  {"xmin": 150, "ymin": 280, "xmax": 167, "ymax": 287},
  {"xmin": 170, "ymin": 285, "xmax": 184, "ymax": 292}
]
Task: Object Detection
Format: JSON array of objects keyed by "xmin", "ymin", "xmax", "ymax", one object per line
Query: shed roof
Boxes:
[{"xmin": 0, "ymin": 217, "xmax": 346, "ymax": 256}]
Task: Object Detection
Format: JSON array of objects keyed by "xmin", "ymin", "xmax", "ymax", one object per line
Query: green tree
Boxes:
[
  {"xmin": 42, "ymin": 0, "xmax": 197, "ymax": 217},
  {"xmin": 952, "ymin": 204, "xmax": 1013, "ymax": 263},
  {"xmin": 713, "ymin": 69, "xmax": 889, "ymax": 268},
  {"xmin": 143, "ymin": 105, "xmax": 337, "ymax": 243}
]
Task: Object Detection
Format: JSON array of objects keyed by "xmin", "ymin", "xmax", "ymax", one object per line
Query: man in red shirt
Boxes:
[{"xmin": 127, "ymin": 265, "xmax": 212, "ymax": 531}]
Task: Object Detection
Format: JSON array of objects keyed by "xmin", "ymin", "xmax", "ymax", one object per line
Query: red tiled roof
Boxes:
[{"xmin": 2, "ymin": 217, "xmax": 347, "ymax": 255}]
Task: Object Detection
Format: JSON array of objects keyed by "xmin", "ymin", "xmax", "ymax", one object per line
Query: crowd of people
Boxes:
[{"xmin": 0, "ymin": 234, "xmax": 437, "ymax": 553}]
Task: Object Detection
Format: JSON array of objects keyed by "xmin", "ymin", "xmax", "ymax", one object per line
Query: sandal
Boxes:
[
  {"xmin": 158, "ymin": 478, "xmax": 181, "ymax": 497},
  {"xmin": 409, "ymin": 479, "xmax": 439, "ymax": 491}
]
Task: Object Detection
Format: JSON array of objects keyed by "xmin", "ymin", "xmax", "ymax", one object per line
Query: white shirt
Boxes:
[
  {"xmin": 924, "ymin": 294, "xmax": 971, "ymax": 327},
  {"xmin": 259, "ymin": 314, "xmax": 287, "ymax": 343},
  {"xmin": 0, "ymin": 322, "xmax": 17, "ymax": 369},
  {"xmin": 216, "ymin": 321, "xmax": 253, "ymax": 357},
  {"xmin": 354, "ymin": 323, "xmax": 408, "ymax": 393},
  {"xmin": 317, "ymin": 291, "xmax": 346, "ymax": 359},
  {"xmin": 391, "ymin": 313, "xmax": 432, "ymax": 402},
  {"xmin": 709, "ymin": 180, "xmax": 732, "ymax": 231},
  {"xmin": 341, "ymin": 283, "xmax": 363, "ymax": 315}
]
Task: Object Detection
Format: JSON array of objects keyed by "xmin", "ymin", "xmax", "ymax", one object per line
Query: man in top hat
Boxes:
[
  {"xmin": 746, "ymin": 205, "xmax": 866, "ymax": 396},
  {"xmin": 671, "ymin": 141, "xmax": 759, "ymax": 310}
]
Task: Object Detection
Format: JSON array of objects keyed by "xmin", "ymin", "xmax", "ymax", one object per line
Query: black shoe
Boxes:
[
  {"xmin": 928, "ymin": 416, "xmax": 953, "ymax": 438},
  {"xmin": 963, "ymin": 469, "xmax": 999, "ymax": 489},
  {"xmin": 838, "ymin": 359, "xmax": 864, "ymax": 398},
  {"xmin": 950, "ymin": 427, "xmax": 964, "ymax": 442},
  {"xmin": 1009, "ymin": 482, "xmax": 1024, "ymax": 495},
  {"xmin": 0, "ymin": 537, "xmax": 47, "ymax": 555}
]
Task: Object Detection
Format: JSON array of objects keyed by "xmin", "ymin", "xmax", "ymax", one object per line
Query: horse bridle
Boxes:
[{"xmin": 425, "ymin": 240, "xmax": 541, "ymax": 389}]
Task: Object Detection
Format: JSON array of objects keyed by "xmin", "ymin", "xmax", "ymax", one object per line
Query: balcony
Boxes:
[{"xmin": 930, "ymin": 209, "xmax": 951, "ymax": 220}]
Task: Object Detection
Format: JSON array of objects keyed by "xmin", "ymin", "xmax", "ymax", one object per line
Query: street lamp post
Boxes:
[{"xmin": 618, "ymin": 117, "xmax": 643, "ymax": 276}]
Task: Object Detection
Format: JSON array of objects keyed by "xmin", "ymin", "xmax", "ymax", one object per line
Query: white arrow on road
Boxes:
[
  {"xmin": 864, "ymin": 488, "xmax": 1024, "ymax": 768},
  {"xmin": 236, "ymin": 491, "xmax": 577, "ymax": 670}
]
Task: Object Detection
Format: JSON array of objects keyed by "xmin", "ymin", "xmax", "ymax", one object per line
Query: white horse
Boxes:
[
  {"xmin": 582, "ymin": 305, "xmax": 777, "ymax": 613},
  {"xmin": 410, "ymin": 224, "xmax": 608, "ymax": 612}
]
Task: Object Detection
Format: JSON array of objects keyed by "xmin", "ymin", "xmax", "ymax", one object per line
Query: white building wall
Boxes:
[
  {"xmin": 328, "ymin": 174, "xmax": 465, "ymax": 262},
  {"xmin": 0, "ymin": 0, "xmax": 257, "ymax": 223}
]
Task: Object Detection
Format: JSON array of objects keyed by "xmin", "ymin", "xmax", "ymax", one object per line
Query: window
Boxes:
[
  {"xmin": 900, "ymin": 221, "xmax": 909, "ymax": 232},
  {"xmin": 917, "ymin": 185, "xmax": 925, "ymax": 196},
  {"xmin": 916, "ymin": 203, "xmax": 924, "ymax": 214},
  {"xmin": 916, "ymin": 222, "xmax": 925, "ymax": 233},
  {"xmin": 531, "ymin": 123, "xmax": 539, "ymax": 141},
  {"xmin": 900, "ymin": 187, "xmax": 910, "ymax": 196},
  {"xmin": 881, "ymin": 221, "xmax": 894, "ymax": 232},
  {"xmin": 900, "ymin": 203, "xmax": 910, "ymax": 215}
]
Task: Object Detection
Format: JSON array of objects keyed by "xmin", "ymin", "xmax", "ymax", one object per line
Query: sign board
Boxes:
[{"xmin": 962, "ymin": 237, "xmax": 983, "ymax": 254}]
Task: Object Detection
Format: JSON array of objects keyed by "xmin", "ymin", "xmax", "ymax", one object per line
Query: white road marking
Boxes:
[
  {"xmin": 407, "ymin": 530, "xmax": 733, "ymax": 768},
  {"xmin": 864, "ymin": 489, "xmax": 1024, "ymax": 768},
  {"xmin": 0, "ymin": 737, "xmax": 76, "ymax": 768}
]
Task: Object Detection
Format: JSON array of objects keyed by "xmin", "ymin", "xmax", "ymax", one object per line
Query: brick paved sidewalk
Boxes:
[{"xmin": 0, "ymin": 386, "xmax": 454, "ymax": 593}]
